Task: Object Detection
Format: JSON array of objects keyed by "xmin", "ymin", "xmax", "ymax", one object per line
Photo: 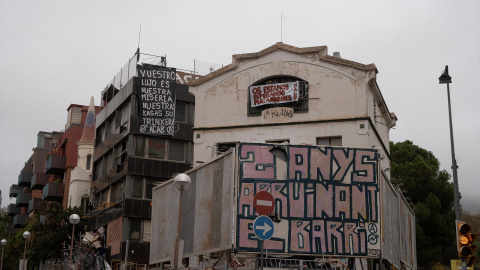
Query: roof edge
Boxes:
[{"xmin": 189, "ymin": 42, "xmax": 377, "ymax": 86}]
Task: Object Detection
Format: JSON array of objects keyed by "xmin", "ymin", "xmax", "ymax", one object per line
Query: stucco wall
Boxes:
[
  {"xmin": 190, "ymin": 47, "xmax": 393, "ymax": 170},
  {"xmin": 191, "ymin": 50, "xmax": 374, "ymax": 129}
]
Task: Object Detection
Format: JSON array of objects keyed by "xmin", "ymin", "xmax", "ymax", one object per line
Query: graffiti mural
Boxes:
[{"xmin": 236, "ymin": 143, "xmax": 380, "ymax": 256}]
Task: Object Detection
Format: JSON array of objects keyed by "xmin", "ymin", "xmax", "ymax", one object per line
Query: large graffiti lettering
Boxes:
[{"xmin": 237, "ymin": 143, "xmax": 380, "ymax": 256}]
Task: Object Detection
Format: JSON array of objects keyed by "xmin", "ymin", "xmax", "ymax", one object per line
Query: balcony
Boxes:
[
  {"xmin": 9, "ymin": 184, "xmax": 22, "ymax": 197},
  {"xmin": 13, "ymin": 214, "xmax": 28, "ymax": 228},
  {"xmin": 18, "ymin": 171, "xmax": 33, "ymax": 187},
  {"xmin": 29, "ymin": 198, "xmax": 47, "ymax": 213},
  {"xmin": 15, "ymin": 192, "xmax": 32, "ymax": 207},
  {"xmin": 31, "ymin": 173, "xmax": 49, "ymax": 190},
  {"xmin": 45, "ymin": 155, "xmax": 66, "ymax": 175},
  {"xmin": 42, "ymin": 182, "xmax": 64, "ymax": 201},
  {"xmin": 7, "ymin": 204, "xmax": 21, "ymax": 216}
]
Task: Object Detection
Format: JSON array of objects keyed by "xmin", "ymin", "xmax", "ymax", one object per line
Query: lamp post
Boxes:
[
  {"xmin": 68, "ymin": 214, "xmax": 80, "ymax": 269},
  {"xmin": 173, "ymin": 173, "xmax": 191, "ymax": 270},
  {"xmin": 1, "ymin": 239, "xmax": 6, "ymax": 270},
  {"xmin": 22, "ymin": 231, "xmax": 31, "ymax": 270},
  {"xmin": 439, "ymin": 65, "xmax": 461, "ymax": 222}
]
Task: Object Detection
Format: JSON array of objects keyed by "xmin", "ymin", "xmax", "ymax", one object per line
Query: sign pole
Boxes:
[{"xmin": 260, "ymin": 240, "xmax": 264, "ymax": 270}]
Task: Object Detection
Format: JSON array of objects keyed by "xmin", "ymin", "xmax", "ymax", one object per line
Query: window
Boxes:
[
  {"xmin": 110, "ymin": 180, "xmax": 124, "ymax": 203},
  {"xmin": 86, "ymin": 154, "xmax": 92, "ymax": 170},
  {"xmin": 80, "ymin": 196, "xmax": 89, "ymax": 213},
  {"xmin": 135, "ymin": 136, "xmax": 188, "ymax": 162},
  {"xmin": 316, "ymin": 137, "xmax": 342, "ymax": 146},
  {"xmin": 93, "ymin": 159, "xmax": 102, "ymax": 180},
  {"xmin": 135, "ymin": 136, "xmax": 145, "ymax": 157},
  {"xmin": 106, "ymin": 151, "xmax": 114, "ymax": 172},
  {"xmin": 132, "ymin": 177, "xmax": 160, "ymax": 199},
  {"xmin": 248, "ymin": 76, "xmax": 309, "ymax": 116},
  {"xmin": 148, "ymin": 138, "xmax": 165, "ymax": 159},
  {"xmin": 115, "ymin": 102, "xmax": 130, "ymax": 132},
  {"xmin": 115, "ymin": 141, "xmax": 127, "ymax": 172},
  {"xmin": 95, "ymin": 125, "xmax": 105, "ymax": 146},
  {"xmin": 266, "ymin": 139, "xmax": 290, "ymax": 145},
  {"xmin": 169, "ymin": 141, "xmax": 185, "ymax": 161},
  {"xmin": 216, "ymin": 142, "xmax": 237, "ymax": 154},
  {"xmin": 129, "ymin": 219, "xmax": 142, "ymax": 241},
  {"xmin": 132, "ymin": 177, "xmax": 143, "ymax": 198},
  {"xmin": 175, "ymin": 102, "xmax": 187, "ymax": 123},
  {"xmin": 146, "ymin": 179, "xmax": 156, "ymax": 199}
]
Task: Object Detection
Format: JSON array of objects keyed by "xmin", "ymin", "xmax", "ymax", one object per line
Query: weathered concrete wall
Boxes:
[
  {"xmin": 149, "ymin": 150, "xmax": 235, "ymax": 264},
  {"xmin": 381, "ymin": 172, "xmax": 417, "ymax": 270}
]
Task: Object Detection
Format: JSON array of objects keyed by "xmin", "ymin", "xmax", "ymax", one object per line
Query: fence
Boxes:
[
  {"xmin": 110, "ymin": 260, "xmax": 153, "ymax": 270},
  {"xmin": 39, "ymin": 252, "xmax": 110, "ymax": 270},
  {"xmin": 255, "ymin": 258, "xmax": 350, "ymax": 270}
]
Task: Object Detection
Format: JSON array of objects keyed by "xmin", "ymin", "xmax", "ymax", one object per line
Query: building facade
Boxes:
[
  {"xmin": 7, "ymin": 100, "xmax": 100, "ymax": 228},
  {"xmin": 150, "ymin": 43, "xmax": 415, "ymax": 270},
  {"xmin": 68, "ymin": 97, "xmax": 97, "ymax": 210},
  {"xmin": 88, "ymin": 54, "xmax": 196, "ymax": 263},
  {"xmin": 190, "ymin": 43, "xmax": 396, "ymax": 173},
  {"xmin": 8, "ymin": 131, "xmax": 59, "ymax": 228}
]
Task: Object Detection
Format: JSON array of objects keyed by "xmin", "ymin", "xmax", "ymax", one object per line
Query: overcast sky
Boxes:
[{"xmin": 1, "ymin": 0, "xmax": 478, "ymax": 214}]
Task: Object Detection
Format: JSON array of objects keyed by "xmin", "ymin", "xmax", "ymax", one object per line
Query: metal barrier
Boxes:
[
  {"xmin": 256, "ymin": 258, "xmax": 350, "ymax": 270},
  {"xmin": 110, "ymin": 260, "xmax": 153, "ymax": 270}
]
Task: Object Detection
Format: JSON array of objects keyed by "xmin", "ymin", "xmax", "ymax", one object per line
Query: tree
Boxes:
[
  {"xmin": 24, "ymin": 202, "xmax": 87, "ymax": 269},
  {"xmin": 390, "ymin": 140, "xmax": 457, "ymax": 269},
  {"xmin": 0, "ymin": 207, "xmax": 20, "ymax": 270},
  {"xmin": 0, "ymin": 203, "xmax": 87, "ymax": 269}
]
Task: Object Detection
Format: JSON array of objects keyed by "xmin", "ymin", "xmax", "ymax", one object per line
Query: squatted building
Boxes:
[
  {"xmin": 87, "ymin": 51, "xmax": 196, "ymax": 264},
  {"xmin": 150, "ymin": 43, "xmax": 416, "ymax": 270}
]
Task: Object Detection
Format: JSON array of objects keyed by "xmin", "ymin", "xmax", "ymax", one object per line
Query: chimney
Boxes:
[{"xmin": 333, "ymin": 52, "xmax": 341, "ymax": 58}]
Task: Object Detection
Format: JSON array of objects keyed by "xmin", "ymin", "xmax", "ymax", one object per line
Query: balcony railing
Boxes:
[
  {"xmin": 9, "ymin": 184, "xmax": 22, "ymax": 197},
  {"xmin": 7, "ymin": 204, "xmax": 21, "ymax": 216},
  {"xmin": 31, "ymin": 173, "xmax": 49, "ymax": 190},
  {"xmin": 15, "ymin": 192, "xmax": 32, "ymax": 207},
  {"xmin": 18, "ymin": 171, "xmax": 33, "ymax": 187},
  {"xmin": 13, "ymin": 214, "xmax": 28, "ymax": 228},
  {"xmin": 29, "ymin": 198, "xmax": 47, "ymax": 213},
  {"xmin": 45, "ymin": 155, "xmax": 66, "ymax": 175},
  {"xmin": 42, "ymin": 182, "xmax": 64, "ymax": 201}
]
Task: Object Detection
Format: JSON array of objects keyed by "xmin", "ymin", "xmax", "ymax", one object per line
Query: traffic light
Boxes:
[{"xmin": 456, "ymin": 220, "xmax": 477, "ymax": 267}]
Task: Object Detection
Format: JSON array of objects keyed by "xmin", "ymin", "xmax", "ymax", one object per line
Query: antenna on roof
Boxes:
[
  {"xmin": 281, "ymin": 12, "xmax": 283, "ymax": 42},
  {"xmin": 138, "ymin": 24, "xmax": 142, "ymax": 49}
]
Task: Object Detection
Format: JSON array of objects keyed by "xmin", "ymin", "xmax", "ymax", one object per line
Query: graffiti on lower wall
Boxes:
[{"xmin": 236, "ymin": 143, "xmax": 380, "ymax": 256}]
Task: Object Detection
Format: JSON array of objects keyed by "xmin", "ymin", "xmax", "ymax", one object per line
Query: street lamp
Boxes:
[
  {"xmin": 22, "ymin": 231, "xmax": 31, "ymax": 270},
  {"xmin": 439, "ymin": 65, "xmax": 461, "ymax": 222},
  {"xmin": 173, "ymin": 173, "xmax": 191, "ymax": 270},
  {"xmin": 1, "ymin": 239, "xmax": 7, "ymax": 270},
  {"xmin": 68, "ymin": 214, "xmax": 80, "ymax": 269}
]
